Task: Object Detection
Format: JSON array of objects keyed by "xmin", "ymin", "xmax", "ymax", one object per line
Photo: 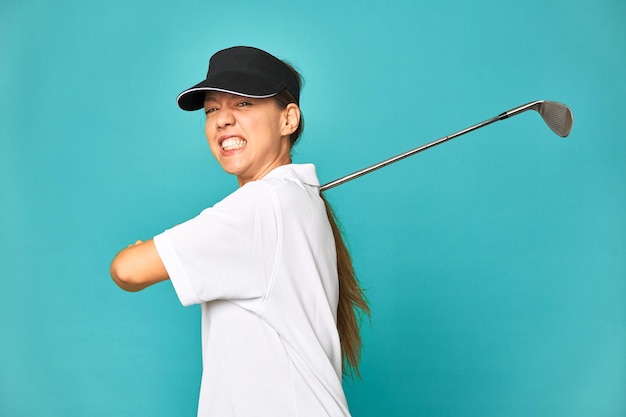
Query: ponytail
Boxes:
[{"xmin": 320, "ymin": 194, "xmax": 370, "ymax": 378}]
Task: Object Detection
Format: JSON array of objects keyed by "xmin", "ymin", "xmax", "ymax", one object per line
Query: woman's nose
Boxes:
[{"xmin": 216, "ymin": 108, "xmax": 235, "ymax": 128}]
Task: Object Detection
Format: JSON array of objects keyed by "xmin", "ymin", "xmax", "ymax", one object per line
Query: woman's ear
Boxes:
[{"xmin": 281, "ymin": 103, "xmax": 301, "ymax": 136}]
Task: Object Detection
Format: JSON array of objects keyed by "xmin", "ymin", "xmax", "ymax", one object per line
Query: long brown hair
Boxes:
[
  {"xmin": 321, "ymin": 194, "xmax": 370, "ymax": 378},
  {"xmin": 274, "ymin": 64, "xmax": 370, "ymax": 378}
]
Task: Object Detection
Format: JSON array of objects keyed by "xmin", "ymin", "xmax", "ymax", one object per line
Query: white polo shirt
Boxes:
[{"xmin": 153, "ymin": 164, "xmax": 351, "ymax": 417}]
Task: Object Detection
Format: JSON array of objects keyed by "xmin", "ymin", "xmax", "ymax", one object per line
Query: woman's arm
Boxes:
[{"xmin": 110, "ymin": 239, "xmax": 169, "ymax": 292}]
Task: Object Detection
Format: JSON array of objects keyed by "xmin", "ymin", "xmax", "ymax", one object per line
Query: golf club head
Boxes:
[{"xmin": 535, "ymin": 100, "xmax": 574, "ymax": 137}]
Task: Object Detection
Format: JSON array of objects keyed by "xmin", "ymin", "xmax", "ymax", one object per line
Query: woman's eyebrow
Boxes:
[{"xmin": 205, "ymin": 92, "xmax": 249, "ymax": 101}]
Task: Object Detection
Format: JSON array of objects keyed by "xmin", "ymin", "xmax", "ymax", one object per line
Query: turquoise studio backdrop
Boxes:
[{"xmin": 1, "ymin": 0, "xmax": 624, "ymax": 416}]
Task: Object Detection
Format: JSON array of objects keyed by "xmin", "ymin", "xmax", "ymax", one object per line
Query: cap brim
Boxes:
[{"xmin": 176, "ymin": 72, "xmax": 285, "ymax": 111}]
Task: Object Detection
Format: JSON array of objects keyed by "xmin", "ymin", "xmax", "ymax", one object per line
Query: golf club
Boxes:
[{"xmin": 320, "ymin": 100, "xmax": 574, "ymax": 192}]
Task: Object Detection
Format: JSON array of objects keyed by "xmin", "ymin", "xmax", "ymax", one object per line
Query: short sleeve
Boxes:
[{"xmin": 153, "ymin": 182, "xmax": 281, "ymax": 309}]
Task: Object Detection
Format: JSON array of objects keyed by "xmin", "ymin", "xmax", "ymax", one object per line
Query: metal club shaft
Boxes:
[{"xmin": 320, "ymin": 100, "xmax": 573, "ymax": 192}]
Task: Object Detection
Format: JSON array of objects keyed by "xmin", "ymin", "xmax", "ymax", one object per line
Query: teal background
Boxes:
[{"xmin": 2, "ymin": 0, "xmax": 624, "ymax": 416}]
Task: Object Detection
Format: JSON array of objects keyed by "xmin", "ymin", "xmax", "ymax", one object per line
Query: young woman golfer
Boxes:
[{"xmin": 111, "ymin": 46, "xmax": 369, "ymax": 417}]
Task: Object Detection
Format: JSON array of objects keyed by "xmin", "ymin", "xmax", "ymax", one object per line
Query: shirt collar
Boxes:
[{"xmin": 264, "ymin": 163, "xmax": 320, "ymax": 187}]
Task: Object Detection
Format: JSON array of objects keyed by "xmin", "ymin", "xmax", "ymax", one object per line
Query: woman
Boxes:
[{"xmin": 110, "ymin": 46, "xmax": 369, "ymax": 416}]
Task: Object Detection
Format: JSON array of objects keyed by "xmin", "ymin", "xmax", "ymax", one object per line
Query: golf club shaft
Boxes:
[{"xmin": 320, "ymin": 101, "xmax": 556, "ymax": 192}]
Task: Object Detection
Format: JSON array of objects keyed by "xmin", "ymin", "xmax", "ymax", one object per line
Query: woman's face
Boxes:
[{"xmin": 204, "ymin": 92, "xmax": 298, "ymax": 186}]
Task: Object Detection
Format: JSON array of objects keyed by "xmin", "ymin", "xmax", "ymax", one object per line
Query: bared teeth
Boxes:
[{"xmin": 221, "ymin": 137, "xmax": 246, "ymax": 151}]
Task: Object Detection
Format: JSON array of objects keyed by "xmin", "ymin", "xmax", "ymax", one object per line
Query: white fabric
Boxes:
[{"xmin": 153, "ymin": 164, "xmax": 350, "ymax": 417}]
